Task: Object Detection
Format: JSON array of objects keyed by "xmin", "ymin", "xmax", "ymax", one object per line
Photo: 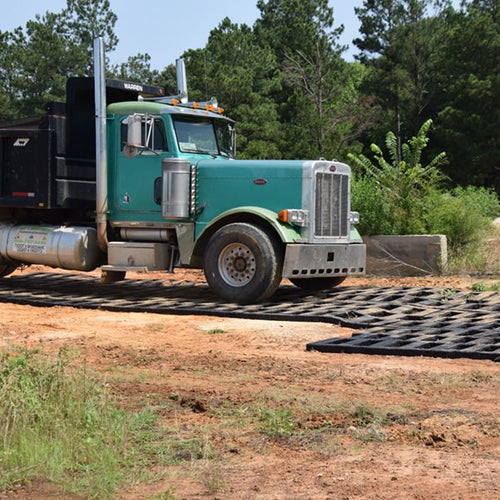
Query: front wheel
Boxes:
[
  {"xmin": 203, "ymin": 223, "xmax": 283, "ymax": 304},
  {"xmin": 290, "ymin": 276, "xmax": 346, "ymax": 291}
]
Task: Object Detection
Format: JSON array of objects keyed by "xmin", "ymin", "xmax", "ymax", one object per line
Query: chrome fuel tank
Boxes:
[{"xmin": 0, "ymin": 224, "xmax": 102, "ymax": 271}]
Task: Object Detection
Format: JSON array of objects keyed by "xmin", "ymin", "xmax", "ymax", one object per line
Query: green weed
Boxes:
[
  {"xmin": 206, "ymin": 328, "xmax": 227, "ymax": 335},
  {"xmin": 258, "ymin": 407, "xmax": 297, "ymax": 438},
  {"xmin": 0, "ymin": 348, "xmax": 186, "ymax": 497},
  {"xmin": 472, "ymin": 281, "xmax": 500, "ymax": 292}
]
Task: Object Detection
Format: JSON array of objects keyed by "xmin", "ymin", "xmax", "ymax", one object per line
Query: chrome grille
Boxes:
[{"xmin": 314, "ymin": 172, "xmax": 349, "ymax": 238}]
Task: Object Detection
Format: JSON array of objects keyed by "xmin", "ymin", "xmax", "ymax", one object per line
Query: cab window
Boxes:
[{"xmin": 121, "ymin": 116, "xmax": 168, "ymax": 152}]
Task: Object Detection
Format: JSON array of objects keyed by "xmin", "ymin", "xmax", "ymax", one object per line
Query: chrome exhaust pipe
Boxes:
[
  {"xmin": 93, "ymin": 37, "xmax": 108, "ymax": 253},
  {"xmin": 176, "ymin": 58, "xmax": 188, "ymax": 103}
]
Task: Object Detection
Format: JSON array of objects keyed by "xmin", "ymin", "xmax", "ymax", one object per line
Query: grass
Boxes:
[
  {"xmin": 206, "ymin": 328, "xmax": 227, "ymax": 335},
  {"xmin": 3, "ymin": 342, "xmax": 496, "ymax": 497},
  {"xmin": 0, "ymin": 347, "xmax": 210, "ymax": 498},
  {"xmin": 471, "ymin": 281, "xmax": 500, "ymax": 292},
  {"xmin": 446, "ymin": 223, "xmax": 500, "ymax": 275}
]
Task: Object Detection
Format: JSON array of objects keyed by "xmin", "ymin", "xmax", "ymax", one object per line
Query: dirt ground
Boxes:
[{"xmin": 1, "ymin": 266, "xmax": 499, "ymax": 499}]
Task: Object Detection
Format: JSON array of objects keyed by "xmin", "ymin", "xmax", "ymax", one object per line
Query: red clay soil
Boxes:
[{"xmin": 1, "ymin": 266, "xmax": 498, "ymax": 499}]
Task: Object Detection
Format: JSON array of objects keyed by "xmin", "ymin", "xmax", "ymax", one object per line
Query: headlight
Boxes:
[
  {"xmin": 278, "ymin": 209, "xmax": 309, "ymax": 227},
  {"xmin": 349, "ymin": 211, "xmax": 360, "ymax": 224}
]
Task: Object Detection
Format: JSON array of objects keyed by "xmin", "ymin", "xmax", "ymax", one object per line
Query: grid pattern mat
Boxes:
[{"xmin": 0, "ymin": 272, "xmax": 498, "ymax": 361}]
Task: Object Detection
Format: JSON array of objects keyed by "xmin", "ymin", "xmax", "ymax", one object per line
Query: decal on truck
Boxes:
[
  {"xmin": 13, "ymin": 138, "xmax": 30, "ymax": 147},
  {"xmin": 123, "ymin": 83, "xmax": 143, "ymax": 92},
  {"xmin": 13, "ymin": 227, "xmax": 51, "ymax": 254}
]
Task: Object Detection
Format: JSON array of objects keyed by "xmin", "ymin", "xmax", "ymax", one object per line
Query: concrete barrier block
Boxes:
[{"xmin": 364, "ymin": 234, "xmax": 447, "ymax": 277}]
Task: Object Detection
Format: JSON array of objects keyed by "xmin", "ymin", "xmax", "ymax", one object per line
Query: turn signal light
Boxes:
[{"xmin": 278, "ymin": 209, "xmax": 308, "ymax": 227}]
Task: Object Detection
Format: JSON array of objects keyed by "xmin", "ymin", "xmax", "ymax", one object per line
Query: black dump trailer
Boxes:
[{"xmin": 0, "ymin": 78, "xmax": 164, "ymax": 224}]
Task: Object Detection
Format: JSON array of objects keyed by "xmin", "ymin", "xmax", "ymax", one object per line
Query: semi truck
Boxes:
[{"xmin": 0, "ymin": 38, "xmax": 365, "ymax": 303}]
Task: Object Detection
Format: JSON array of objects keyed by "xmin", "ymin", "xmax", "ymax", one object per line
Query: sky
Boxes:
[
  {"xmin": 1, "ymin": 0, "xmax": 375, "ymax": 69},
  {"xmin": 1, "ymin": 0, "xmax": 461, "ymax": 70}
]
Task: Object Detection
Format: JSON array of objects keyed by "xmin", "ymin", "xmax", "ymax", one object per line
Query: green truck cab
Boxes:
[{"xmin": 0, "ymin": 39, "xmax": 365, "ymax": 303}]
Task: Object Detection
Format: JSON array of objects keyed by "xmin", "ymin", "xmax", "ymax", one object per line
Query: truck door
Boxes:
[{"xmin": 114, "ymin": 116, "xmax": 168, "ymax": 217}]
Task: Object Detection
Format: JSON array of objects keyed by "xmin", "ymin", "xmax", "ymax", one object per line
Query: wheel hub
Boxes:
[
  {"xmin": 233, "ymin": 256, "xmax": 247, "ymax": 272},
  {"xmin": 218, "ymin": 243, "xmax": 256, "ymax": 287}
]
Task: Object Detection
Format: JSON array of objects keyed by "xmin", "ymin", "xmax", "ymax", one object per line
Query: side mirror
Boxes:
[{"xmin": 123, "ymin": 114, "xmax": 143, "ymax": 159}]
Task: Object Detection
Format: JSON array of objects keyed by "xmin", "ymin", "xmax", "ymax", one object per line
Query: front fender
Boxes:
[
  {"xmin": 197, "ymin": 206, "xmax": 301, "ymax": 243},
  {"xmin": 350, "ymin": 226, "xmax": 364, "ymax": 243},
  {"xmin": 188, "ymin": 206, "xmax": 301, "ymax": 267}
]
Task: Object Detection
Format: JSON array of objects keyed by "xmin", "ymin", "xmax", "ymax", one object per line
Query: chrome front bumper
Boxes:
[{"xmin": 282, "ymin": 243, "xmax": 366, "ymax": 279}]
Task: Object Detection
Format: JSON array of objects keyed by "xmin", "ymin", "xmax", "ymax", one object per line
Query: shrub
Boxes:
[
  {"xmin": 351, "ymin": 174, "xmax": 392, "ymax": 236},
  {"xmin": 348, "ymin": 120, "xmax": 447, "ymax": 235},
  {"xmin": 425, "ymin": 186, "xmax": 499, "ymax": 272},
  {"xmin": 426, "ymin": 187, "xmax": 498, "ymax": 248},
  {"xmin": 349, "ymin": 121, "xmax": 500, "ymax": 272}
]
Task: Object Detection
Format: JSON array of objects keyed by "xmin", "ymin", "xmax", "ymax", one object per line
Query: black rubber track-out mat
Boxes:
[{"xmin": 0, "ymin": 272, "xmax": 498, "ymax": 361}]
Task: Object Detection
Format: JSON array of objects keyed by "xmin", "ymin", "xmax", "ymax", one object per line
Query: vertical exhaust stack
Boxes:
[
  {"xmin": 93, "ymin": 37, "xmax": 108, "ymax": 253},
  {"xmin": 176, "ymin": 58, "xmax": 188, "ymax": 103}
]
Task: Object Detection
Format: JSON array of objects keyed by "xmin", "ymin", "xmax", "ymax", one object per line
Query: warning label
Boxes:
[{"xmin": 13, "ymin": 227, "xmax": 51, "ymax": 254}]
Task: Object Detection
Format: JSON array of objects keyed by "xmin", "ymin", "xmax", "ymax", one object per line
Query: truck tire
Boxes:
[
  {"xmin": 204, "ymin": 223, "xmax": 283, "ymax": 304},
  {"xmin": 290, "ymin": 276, "xmax": 346, "ymax": 291},
  {"xmin": 0, "ymin": 263, "xmax": 18, "ymax": 278}
]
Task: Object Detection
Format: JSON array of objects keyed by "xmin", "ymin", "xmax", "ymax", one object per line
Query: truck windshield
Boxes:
[{"xmin": 172, "ymin": 115, "xmax": 234, "ymax": 158}]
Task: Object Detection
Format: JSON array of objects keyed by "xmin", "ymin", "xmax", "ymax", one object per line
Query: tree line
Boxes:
[{"xmin": 0, "ymin": 0, "xmax": 498, "ymax": 193}]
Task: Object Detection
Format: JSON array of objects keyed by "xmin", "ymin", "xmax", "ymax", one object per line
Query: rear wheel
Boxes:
[
  {"xmin": 204, "ymin": 223, "xmax": 283, "ymax": 304},
  {"xmin": 290, "ymin": 276, "xmax": 346, "ymax": 291}
]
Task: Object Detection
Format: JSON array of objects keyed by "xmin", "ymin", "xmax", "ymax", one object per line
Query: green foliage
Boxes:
[
  {"xmin": 351, "ymin": 173, "xmax": 393, "ymax": 235},
  {"xmin": 425, "ymin": 186, "xmax": 499, "ymax": 271},
  {"xmin": 349, "ymin": 116, "xmax": 499, "ymax": 271},
  {"xmin": 111, "ymin": 53, "xmax": 161, "ymax": 84},
  {"xmin": 350, "ymin": 120, "xmax": 499, "ymax": 272},
  {"xmin": 0, "ymin": 348, "xmax": 173, "ymax": 497},
  {"xmin": 354, "ymin": 0, "xmax": 499, "ymax": 194},
  {"xmin": 431, "ymin": 1, "xmax": 500, "ymax": 192},
  {"xmin": 351, "ymin": 402, "xmax": 383, "ymax": 427},
  {"xmin": 471, "ymin": 281, "xmax": 500, "ymax": 292},
  {"xmin": 354, "ymin": 1, "xmax": 447, "ymax": 144},
  {"xmin": 0, "ymin": 0, "xmax": 497, "ymax": 194},
  {"xmin": 349, "ymin": 119, "xmax": 447, "ymax": 234},
  {"xmin": 255, "ymin": 0, "xmax": 340, "ymax": 61},
  {"xmin": 183, "ymin": 18, "xmax": 285, "ymax": 159},
  {"xmin": 431, "ymin": 186, "xmax": 498, "ymax": 242},
  {"xmin": 0, "ymin": 0, "xmax": 118, "ymax": 120},
  {"xmin": 254, "ymin": 0, "xmax": 376, "ymax": 159},
  {"xmin": 258, "ymin": 407, "xmax": 297, "ymax": 438}
]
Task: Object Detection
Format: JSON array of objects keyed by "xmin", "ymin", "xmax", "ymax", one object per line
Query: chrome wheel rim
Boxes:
[{"xmin": 218, "ymin": 243, "xmax": 256, "ymax": 287}]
